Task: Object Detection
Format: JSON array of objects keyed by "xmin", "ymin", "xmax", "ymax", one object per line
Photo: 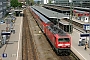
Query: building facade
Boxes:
[
  {"xmin": 54, "ymin": 0, "xmax": 90, "ymax": 7},
  {"xmin": 0, "ymin": 0, "xmax": 7, "ymax": 19},
  {"xmin": 41, "ymin": 0, "xmax": 48, "ymax": 4}
]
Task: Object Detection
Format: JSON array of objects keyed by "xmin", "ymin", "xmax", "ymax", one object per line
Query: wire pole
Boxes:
[
  {"xmin": 57, "ymin": 12, "xmax": 59, "ymax": 28},
  {"xmin": 69, "ymin": 0, "xmax": 73, "ymax": 34}
]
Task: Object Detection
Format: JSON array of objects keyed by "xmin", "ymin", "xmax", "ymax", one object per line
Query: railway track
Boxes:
[
  {"xmin": 60, "ymin": 56, "xmax": 72, "ymax": 60},
  {"xmin": 59, "ymin": 50, "xmax": 80, "ymax": 60},
  {"xmin": 22, "ymin": 8, "xmax": 38, "ymax": 60},
  {"xmin": 29, "ymin": 7, "xmax": 80, "ymax": 60},
  {"xmin": 21, "ymin": 6, "xmax": 80, "ymax": 60}
]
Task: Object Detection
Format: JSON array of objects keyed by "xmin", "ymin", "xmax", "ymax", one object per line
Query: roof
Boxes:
[
  {"xmin": 31, "ymin": 7, "xmax": 50, "ymax": 23},
  {"xmin": 59, "ymin": 20, "xmax": 70, "ymax": 25},
  {"xmin": 14, "ymin": 10, "xmax": 22, "ymax": 12},
  {"xmin": 74, "ymin": 10, "xmax": 89, "ymax": 13},
  {"xmin": 32, "ymin": 6, "xmax": 69, "ymax": 19}
]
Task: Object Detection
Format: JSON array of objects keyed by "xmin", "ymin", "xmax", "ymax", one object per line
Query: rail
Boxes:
[
  {"xmin": 22, "ymin": 8, "xmax": 38, "ymax": 60},
  {"xmin": 29, "ymin": 6, "xmax": 80, "ymax": 60}
]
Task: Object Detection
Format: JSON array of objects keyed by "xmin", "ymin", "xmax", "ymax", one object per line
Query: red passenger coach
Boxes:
[
  {"xmin": 30, "ymin": 7, "xmax": 52, "ymax": 33},
  {"xmin": 30, "ymin": 6, "xmax": 71, "ymax": 56}
]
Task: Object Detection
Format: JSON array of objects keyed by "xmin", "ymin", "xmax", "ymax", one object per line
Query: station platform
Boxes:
[
  {"xmin": 0, "ymin": 17, "xmax": 23, "ymax": 60},
  {"xmin": 71, "ymin": 28, "xmax": 90, "ymax": 60},
  {"xmin": 72, "ymin": 18, "xmax": 90, "ymax": 24},
  {"xmin": 32, "ymin": 6, "xmax": 90, "ymax": 60},
  {"xmin": 60, "ymin": 15, "xmax": 90, "ymax": 60}
]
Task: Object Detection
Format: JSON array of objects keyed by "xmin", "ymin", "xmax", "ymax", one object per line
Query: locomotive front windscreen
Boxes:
[{"xmin": 58, "ymin": 38, "xmax": 70, "ymax": 42}]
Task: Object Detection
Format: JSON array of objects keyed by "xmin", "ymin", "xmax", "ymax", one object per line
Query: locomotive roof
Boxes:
[
  {"xmin": 48, "ymin": 24, "xmax": 67, "ymax": 36},
  {"xmin": 31, "ymin": 7, "xmax": 50, "ymax": 23}
]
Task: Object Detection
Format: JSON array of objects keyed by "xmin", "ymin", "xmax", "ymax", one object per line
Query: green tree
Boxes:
[
  {"xmin": 10, "ymin": 0, "xmax": 18, "ymax": 7},
  {"xmin": 18, "ymin": 3, "xmax": 22, "ymax": 7},
  {"xmin": 29, "ymin": 0, "xmax": 34, "ymax": 5},
  {"xmin": 48, "ymin": 0, "xmax": 52, "ymax": 4}
]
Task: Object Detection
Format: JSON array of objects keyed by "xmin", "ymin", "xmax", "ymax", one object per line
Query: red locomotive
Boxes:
[{"xmin": 30, "ymin": 7, "xmax": 71, "ymax": 55}]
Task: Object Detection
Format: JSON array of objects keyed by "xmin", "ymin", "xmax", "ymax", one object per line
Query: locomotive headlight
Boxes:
[
  {"xmin": 65, "ymin": 44, "xmax": 70, "ymax": 46},
  {"xmin": 58, "ymin": 44, "xmax": 70, "ymax": 47},
  {"xmin": 65, "ymin": 44, "xmax": 70, "ymax": 47},
  {"xmin": 58, "ymin": 44, "xmax": 63, "ymax": 46}
]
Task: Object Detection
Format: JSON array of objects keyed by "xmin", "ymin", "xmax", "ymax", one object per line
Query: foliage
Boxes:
[
  {"xmin": 48, "ymin": 0, "xmax": 51, "ymax": 4},
  {"xmin": 10, "ymin": 0, "xmax": 18, "ymax": 7},
  {"xmin": 10, "ymin": 0, "xmax": 22, "ymax": 8},
  {"xmin": 18, "ymin": 3, "xmax": 22, "ymax": 7}
]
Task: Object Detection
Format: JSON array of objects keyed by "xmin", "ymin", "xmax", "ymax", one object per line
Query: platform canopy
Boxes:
[{"xmin": 32, "ymin": 6, "xmax": 69, "ymax": 19}]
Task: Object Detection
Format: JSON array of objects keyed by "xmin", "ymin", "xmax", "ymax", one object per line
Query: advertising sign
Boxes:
[{"xmin": 83, "ymin": 24, "xmax": 90, "ymax": 30}]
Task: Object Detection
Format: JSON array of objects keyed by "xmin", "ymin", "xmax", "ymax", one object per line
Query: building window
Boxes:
[
  {"xmin": 0, "ymin": 15, "xmax": 2, "ymax": 18},
  {"xmin": 0, "ymin": 7, "xmax": 2, "ymax": 10},
  {"xmin": 0, "ymin": 2, "xmax": 2, "ymax": 5},
  {"xmin": 3, "ymin": 6, "xmax": 6, "ymax": 9},
  {"xmin": 0, "ymin": 12, "xmax": 3, "ymax": 15},
  {"xmin": 3, "ymin": 2, "xmax": 7, "ymax": 3},
  {"xmin": 0, "ymin": 12, "xmax": 3, "ymax": 18}
]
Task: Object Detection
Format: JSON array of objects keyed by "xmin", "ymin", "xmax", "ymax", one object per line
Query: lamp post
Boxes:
[
  {"xmin": 69, "ymin": 0, "xmax": 73, "ymax": 34},
  {"xmin": 53, "ymin": 12, "xmax": 59, "ymax": 27},
  {"xmin": 57, "ymin": 12, "xmax": 59, "ymax": 28},
  {"xmin": 80, "ymin": 1, "xmax": 82, "ymax": 7}
]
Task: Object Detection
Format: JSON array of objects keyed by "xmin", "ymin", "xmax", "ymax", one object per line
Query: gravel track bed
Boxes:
[{"xmin": 22, "ymin": 7, "xmax": 77, "ymax": 60}]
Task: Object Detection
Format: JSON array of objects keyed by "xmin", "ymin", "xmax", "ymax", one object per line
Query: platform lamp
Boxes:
[
  {"xmin": 80, "ymin": 1, "xmax": 82, "ymax": 7},
  {"xmin": 53, "ymin": 12, "xmax": 59, "ymax": 28},
  {"xmin": 69, "ymin": 0, "xmax": 73, "ymax": 34},
  {"xmin": 57, "ymin": 12, "xmax": 59, "ymax": 28}
]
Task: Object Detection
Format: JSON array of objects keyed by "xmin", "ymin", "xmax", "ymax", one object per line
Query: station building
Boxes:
[{"xmin": 53, "ymin": 0, "xmax": 90, "ymax": 7}]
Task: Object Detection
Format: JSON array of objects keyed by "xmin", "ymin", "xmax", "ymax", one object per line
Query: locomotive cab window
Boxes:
[{"xmin": 58, "ymin": 38, "xmax": 69, "ymax": 42}]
